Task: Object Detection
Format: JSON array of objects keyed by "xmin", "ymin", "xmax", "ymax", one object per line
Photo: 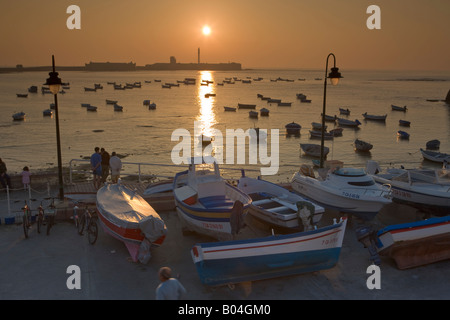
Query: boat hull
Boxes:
[
  {"xmin": 376, "ymin": 216, "xmax": 450, "ymax": 269},
  {"xmin": 191, "ymin": 218, "xmax": 347, "ymax": 286}
]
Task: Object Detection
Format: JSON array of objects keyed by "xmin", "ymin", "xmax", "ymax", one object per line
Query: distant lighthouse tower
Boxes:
[{"xmin": 198, "ymin": 48, "xmax": 200, "ymax": 64}]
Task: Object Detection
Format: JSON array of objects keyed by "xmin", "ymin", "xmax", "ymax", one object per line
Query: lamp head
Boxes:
[
  {"xmin": 44, "ymin": 71, "xmax": 62, "ymax": 95},
  {"xmin": 328, "ymin": 67, "xmax": 342, "ymax": 86}
]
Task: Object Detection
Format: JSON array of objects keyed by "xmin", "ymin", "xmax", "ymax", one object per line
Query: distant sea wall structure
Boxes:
[{"xmin": 85, "ymin": 61, "xmax": 136, "ymax": 71}]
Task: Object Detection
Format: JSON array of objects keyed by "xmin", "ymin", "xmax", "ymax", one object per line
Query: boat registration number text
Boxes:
[{"xmin": 342, "ymin": 191, "xmax": 360, "ymax": 199}]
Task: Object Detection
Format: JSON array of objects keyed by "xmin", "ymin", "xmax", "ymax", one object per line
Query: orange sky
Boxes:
[{"xmin": 1, "ymin": 0, "xmax": 449, "ymax": 70}]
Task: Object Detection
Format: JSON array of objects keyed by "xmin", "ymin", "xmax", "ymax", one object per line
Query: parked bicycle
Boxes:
[
  {"xmin": 32, "ymin": 197, "xmax": 56, "ymax": 236},
  {"xmin": 77, "ymin": 206, "xmax": 98, "ymax": 245},
  {"xmin": 22, "ymin": 200, "xmax": 32, "ymax": 238}
]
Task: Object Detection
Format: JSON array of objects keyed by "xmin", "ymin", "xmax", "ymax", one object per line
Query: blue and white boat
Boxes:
[
  {"xmin": 374, "ymin": 215, "xmax": 450, "ymax": 269},
  {"xmin": 173, "ymin": 157, "xmax": 252, "ymax": 241},
  {"xmin": 397, "ymin": 130, "xmax": 410, "ymax": 139},
  {"xmin": 191, "ymin": 217, "xmax": 347, "ymax": 286}
]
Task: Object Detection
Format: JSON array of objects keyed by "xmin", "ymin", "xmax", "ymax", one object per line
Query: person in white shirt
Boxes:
[
  {"xmin": 109, "ymin": 151, "xmax": 122, "ymax": 183},
  {"xmin": 155, "ymin": 267, "xmax": 186, "ymax": 300}
]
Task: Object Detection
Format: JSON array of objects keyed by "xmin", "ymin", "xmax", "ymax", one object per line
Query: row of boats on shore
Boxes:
[{"xmin": 85, "ymin": 155, "xmax": 450, "ymax": 287}]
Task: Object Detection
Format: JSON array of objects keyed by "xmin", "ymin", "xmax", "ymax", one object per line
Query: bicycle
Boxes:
[
  {"xmin": 36, "ymin": 198, "xmax": 56, "ymax": 235},
  {"xmin": 77, "ymin": 206, "xmax": 99, "ymax": 245}
]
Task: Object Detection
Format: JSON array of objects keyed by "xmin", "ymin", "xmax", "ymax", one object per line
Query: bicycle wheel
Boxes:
[
  {"xmin": 37, "ymin": 214, "xmax": 43, "ymax": 234},
  {"xmin": 23, "ymin": 214, "xmax": 29, "ymax": 238},
  {"xmin": 77, "ymin": 214, "xmax": 85, "ymax": 235},
  {"xmin": 88, "ymin": 221, "xmax": 98, "ymax": 245}
]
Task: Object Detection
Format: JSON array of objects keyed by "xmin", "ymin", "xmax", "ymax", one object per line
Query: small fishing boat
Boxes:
[
  {"xmin": 321, "ymin": 114, "xmax": 337, "ymax": 122},
  {"xmin": 309, "ymin": 130, "xmax": 334, "ymax": 140},
  {"xmin": 96, "ymin": 182, "xmax": 167, "ymax": 262},
  {"xmin": 285, "ymin": 122, "xmax": 301, "ymax": 135},
  {"xmin": 81, "ymin": 103, "xmax": 91, "ymax": 108},
  {"xmin": 399, "ymin": 119, "xmax": 410, "ymax": 127},
  {"xmin": 28, "ymin": 86, "xmax": 38, "ymax": 93},
  {"xmin": 268, "ymin": 99, "xmax": 282, "ymax": 104},
  {"xmin": 12, "ymin": 112, "xmax": 25, "ymax": 121},
  {"xmin": 84, "ymin": 87, "xmax": 97, "ymax": 92},
  {"xmin": 249, "ymin": 110, "xmax": 258, "ymax": 119},
  {"xmin": 397, "ymin": 130, "xmax": 410, "ymax": 139},
  {"xmin": 238, "ymin": 103, "xmax": 256, "ymax": 109},
  {"xmin": 173, "ymin": 158, "xmax": 252, "ymax": 241},
  {"xmin": 278, "ymin": 102, "xmax": 292, "ymax": 107},
  {"xmin": 426, "ymin": 139, "xmax": 440, "ymax": 150},
  {"xmin": 43, "ymin": 109, "xmax": 53, "ymax": 116},
  {"xmin": 191, "ymin": 217, "xmax": 347, "ymax": 286},
  {"xmin": 237, "ymin": 173, "xmax": 324, "ymax": 232},
  {"xmin": 362, "ymin": 112, "xmax": 387, "ymax": 121},
  {"xmin": 311, "ymin": 122, "xmax": 327, "ymax": 131},
  {"xmin": 337, "ymin": 118, "xmax": 361, "ymax": 127},
  {"xmin": 367, "ymin": 161, "xmax": 450, "ymax": 216},
  {"xmin": 420, "ymin": 148, "xmax": 450, "ymax": 163},
  {"xmin": 205, "ymin": 93, "xmax": 216, "ymax": 98},
  {"xmin": 391, "ymin": 105, "xmax": 407, "ymax": 111},
  {"xmin": 330, "ymin": 128, "xmax": 343, "ymax": 136},
  {"xmin": 354, "ymin": 139, "xmax": 373, "ymax": 152},
  {"xmin": 224, "ymin": 106, "xmax": 236, "ymax": 112},
  {"xmin": 106, "ymin": 99, "xmax": 118, "ymax": 104},
  {"xmin": 114, "ymin": 104, "xmax": 123, "ymax": 112},
  {"xmin": 148, "ymin": 103, "xmax": 156, "ymax": 110},
  {"xmin": 374, "ymin": 216, "xmax": 450, "ymax": 269},
  {"xmin": 260, "ymin": 107, "xmax": 270, "ymax": 116},
  {"xmin": 339, "ymin": 108, "xmax": 350, "ymax": 115},
  {"xmin": 16, "ymin": 93, "xmax": 28, "ymax": 98},
  {"xmin": 291, "ymin": 166, "xmax": 392, "ymax": 220},
  {"xmin": 86, "ymin": 105, "xmax": 97, "ymax": 112},
  {"xmin": 300, "ymin": 143, "xmax": 329, "ymax": 158}
]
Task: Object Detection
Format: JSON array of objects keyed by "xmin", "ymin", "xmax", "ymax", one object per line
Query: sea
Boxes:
[{"xmin": 1, "ymin": 68, "xmax": 449, "ymax": 184}]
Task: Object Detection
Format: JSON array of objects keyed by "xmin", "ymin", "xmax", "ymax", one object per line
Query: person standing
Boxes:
[
  {"xmin": 90, "ymin": 147, "xmax": 102, "ymax": 189},
  {"xmin": 100, "ymin": 148, "xmax": 110, "ymax": 183},
  {"xmin": 155, "ymin": 267, "xmax": 186, "ymax": 300},
  {"xmin": 0, "ymin": 158, "xmax": 11, "ymax": 190},
  {"xmin": 21, "ymin": 166, "xmax": 31, "ymax": 190},
  {"xmin": 109, "ymin": 151, "xmax": 122, "ymax": 183}
]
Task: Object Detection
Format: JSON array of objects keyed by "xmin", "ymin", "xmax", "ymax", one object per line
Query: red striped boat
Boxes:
[{"xmin": 96, "ymin": 181, "xmax": 167, "ymax": 262}]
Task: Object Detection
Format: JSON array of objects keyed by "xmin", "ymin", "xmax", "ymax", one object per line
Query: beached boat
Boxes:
[
  {"xmin": 374, "ymin": 216, "xmax": 450, "ymax": 269},
  {"xmin": 300, "ymin": 143, "xmax": 329, "ymax": 158},
  {"xmin": 96, "ymin": 182, "xmax": 167, "ymax": 262},
  {"xmin": 426, "ymin": 139, "xmax": 440, "ymax": 150},
  {"xmin": 354, "ymin": 139, "xmax": 373, "ymax": 152},
  {"xmin": 260, "ymin": 108, "xmax": 269, "ymax": 116},
  {"xmin": 399, "ymin": 119, "xmax": 410, "ymax": 127},
  {"xmin": 367, "ymin": 161, "xmax": 450, "ymax": 216},
  {"xmin": 285, "ymin": 122, "xmax": 301, "ymax": 135},
  {"xmin": 191, "ymin": 217, "xmax": 347, "ymax": 286},
  {"xmin": 237, "ymin": 173, "xmax": 324, "ymax": 232},
  {"xmin": 420, "ymin": 148, "xmax": 450, "ymax": 164},
  {"xmin": 397, "ymin": 130, "xmax": 410, "ymax": 139},
  {"xmin": 173, "ymin": 158, "xmax": 252, "ymax": 241},
  {"xmin": 249, "ymin": 110, "xmax": 258, "ymax": 119},
  {"xmin": 12, "ymin": 112, "xmax": 25, "ymax": 121},
  {"xmin": 224, "ymin": 106, "xmax": 236, "ymax": 112},
  {"xmin": 391, "ymin": 105, "xmax": 407, "ymax": 111},
  {"xmin": 142, "ymin": 177, "xmax": 188, "ymax": 212},
  {"xmin": 339, "ymin": 108, "xmax": 350, "ymax": 115},
  {"xmin": 337, "ymin": 118, "xmax": 361, "ymax": 127},
  {"xmin": 362, "ymin": 112, "xmax": 387, "ymax": 121},
  {"xmin": 43, "ymin": 109, "xmax": 53, "ymax": 116},
  {"xmin": 291, "ymin": 166, "xmax": 392, "ymax": 220},
  {"xmin": 238, "ymin": 103, "xmax": 256, "ymax": 109}
]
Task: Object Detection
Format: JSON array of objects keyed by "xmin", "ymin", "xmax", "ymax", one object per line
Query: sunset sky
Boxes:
[{"xmin": 1, "ymin": 0, "xmax": 449, "ymax": 70}]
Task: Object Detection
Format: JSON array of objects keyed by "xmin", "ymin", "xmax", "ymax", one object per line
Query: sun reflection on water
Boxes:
[{"xmin": 196, "ymin": 71, "xmax": 216, "ymax": 138}]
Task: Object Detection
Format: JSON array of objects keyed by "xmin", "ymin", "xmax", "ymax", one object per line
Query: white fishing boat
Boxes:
[
  {"xmin": 337, "ymin": 118, "xmax": 361, "ymax": 127},
  {"xmin": 237, "ymin": 173, "xmax": 324, "ymax": 232},
  {"xmin": 309, "ymin": 130, "xmax": 334, "ymax": 140},
  {"xmin": 367, "ymin": 161, "xmax": 450, "ymax": 216},
  {"xmin": 96, "ymin": 182, "xmax": 167, "ymax": 262},
  {"xmin": 300, "ymin": 143, "xmax": 329, "ymax": 157},
  {"xmin": 420, "ymin": 148, "xmax": 450, "ymax": 163},
  {"xmin": 173, "ymin": 157, "xmax": 252, "ymax": 241},
  {"xmin": 291, "ymin": 166, "xmax": 392, "ymax": 220}
]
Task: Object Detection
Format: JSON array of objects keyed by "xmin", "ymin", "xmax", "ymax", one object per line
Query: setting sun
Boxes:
[{"xmin": 202, "ymin": 25, "xmax": 211, "ymax": 36}]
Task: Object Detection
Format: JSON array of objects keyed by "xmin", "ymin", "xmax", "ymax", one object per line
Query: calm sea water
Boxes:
[{"xmin": 0, "ymin": 69, "xmax": 449, "ymax": 183}]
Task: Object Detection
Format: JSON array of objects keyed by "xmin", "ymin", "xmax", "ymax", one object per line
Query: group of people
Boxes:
[
  {"xmin": 90, "ymin": 147, "xmax": 122, "ymax": 189},
  {"xmin": 0, "ymin": 158, "xmax": 31, "ymax": 191}
]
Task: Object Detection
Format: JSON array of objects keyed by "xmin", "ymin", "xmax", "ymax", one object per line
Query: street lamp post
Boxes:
[
  {"xmin": 320, "ymin": 53, "xmax": 343, "ymax": 168},
  {"xmin": 44, "ymin": 55, "xmax": 64, "ymax": 200}
]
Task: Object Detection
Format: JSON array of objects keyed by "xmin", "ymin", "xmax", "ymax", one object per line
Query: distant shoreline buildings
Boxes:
[{"xmin": 0, "ymin": 53, "xmax": 242, "ymax": 73}]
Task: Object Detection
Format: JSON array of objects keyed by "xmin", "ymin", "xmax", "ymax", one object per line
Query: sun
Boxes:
[{"xmin": 202, "ymin": 25, "xmax": 211, "ymax": 36}]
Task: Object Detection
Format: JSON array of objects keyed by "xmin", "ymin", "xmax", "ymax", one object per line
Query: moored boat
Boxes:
[
  {"xmin": 249, "ymin": 110, "xmax": 258, "ymax": 119},
  {"xmin": 238, "ymin": 103, "xmax": 256, "ymax": 109},
  {"xmin": 12, "ymin": 112, "xmax": 25, "ymax": 121},
  {"xmin": 420, "ymin": 148, "xmax": 450, "ymax": 163},
  {"xmin": 337, "ymin": 118, "xmax": 361, "ymax": 127},
  {"xmin": 426, "ymin": 139, "xmax": 440, "ymax": 150},
  {"xmin": 354, "ymin": 139, "xmax": 373, "ymax": 152},
  {"xmin": 96, "ymin": 182, "xmax": 167, "ymax": 262},
  {"xmin": 224, "ymin": 106, "xmax": 236, "ymax": 112},
  {"xmin": 260, "ymin": 107, "xmax": 269, "ymax": 116},
  {"xmin": 339, "ymin": 107, "xmax": 350, "ymax": 115},
  {"xmin": 300, "ymin": 143, "xmax": 329, "ymax": 157},
  {"xmin": 362, "ymin": 112, "xmax": 387, "ymax": 121},
  {"xmin": 285, "ymin": 122, "xmax": 301, "ymax": 135},
  {"xmin": 399, "ymin": 119, "xmax": 410, "ymax": 127},
  {"xmin": 391, "ymin": 104, "xmax": 407, "ymax": 111},
  {"xmin": 397, "ymin": 130, "xmax": 410, "ymax": 139}
]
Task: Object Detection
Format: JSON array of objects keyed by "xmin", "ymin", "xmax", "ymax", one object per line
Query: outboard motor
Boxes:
[{"xmin": 355, "ymin": 225, "xmax": 381, "ymax": 266}]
